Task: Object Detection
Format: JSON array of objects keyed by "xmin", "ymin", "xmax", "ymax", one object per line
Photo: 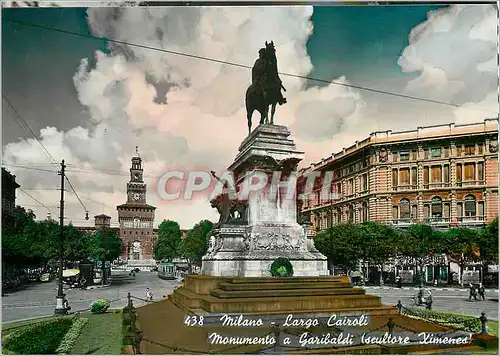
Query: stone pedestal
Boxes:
[{"xmin": 201, "ymin": 124, "xmax": 327, "ymax": 277}]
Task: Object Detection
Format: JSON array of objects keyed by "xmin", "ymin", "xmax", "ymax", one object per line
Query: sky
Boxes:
[{"xmin": 2, "ymin": 2, "xmax": 498, "ymax": 229}]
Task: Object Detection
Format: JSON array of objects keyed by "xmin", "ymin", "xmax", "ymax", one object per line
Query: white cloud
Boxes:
[
  {"xmin": 3, "ymin": 5, "xmax": 497, "ymax": 228},
  {"xmin": 398, "ymin": 4, "xmax": 497, "ymax": 118}
]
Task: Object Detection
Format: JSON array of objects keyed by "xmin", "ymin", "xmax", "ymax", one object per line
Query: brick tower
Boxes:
[{"xmin": 117, "ymin": 147, "xmax": 156, "ymax": 266}]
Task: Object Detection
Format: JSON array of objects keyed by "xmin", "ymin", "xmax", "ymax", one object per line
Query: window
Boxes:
[
  {"xmin": 393, "ymin": 152, "xmax": 398, "ymax": 162},
  {"xmin": 457, "ymin": 145, "xmax": 462, "ymax": 156},
  {"xmin": 336, "ymin": 207, "xmax": 342, "ymax": 224},
  {"xmin": 456, "ymin": 163, "xmax": 462, "ymax": 182},
  {"xmin": 348, "ymin": 205, "xmax": 355, "ymax": 222},
  {"xmin": 411, "ymin": 205, "xmax": 418, "ymax": 219},
  {"xmin": 443, "ymin": 147, "xmax": 450, "ymax": 158},
  {"xmin": 423, "ymin": 149, "xmax": 429, "ymax": 159},
  {"xmin": 431, "ymin": 148, "xmax": 442, "ymax": 158},
  {"xmin": 400, "ymin": 152, "xmax": 410, "ymax": 161},
  {"xmin": 444, "ymin": 203, "xmax": 450, "ymax": 218},
  {"xmin": 361, "ymin": 174, "xmax": 368, "ymax": 191},
  {"xmin": 464, "ymin": 145, "xmax": 475, "ymax": 156},
  {"xmin": 392, "ymin": 206, "xmax": 398, "ymax": 219},
  {"xmin": 348, "ymin": 178, "xmax": 354, "ymax": 195},
  {"xmin": 464, "ymin": 163, "xmax": 475, "ymax": 181},
  {"xmin": 457, "ymin": 203, "xmax": 463, "ymax": 217},
  {"xmin": 361, "ymin": 202, "xmax": 368, "ymax": 222},
  {"xmin": 399, "ymin": 168, "xmax": 410, "ymax": 185},
  {"xmin": 411, "ymin": 150, "xmax": 418, "ymax": 160},
  {"xmin": 478, "ymin": 144, "xmax": 483, "ymax": 154},
  {"xmin": 392, "ymin": 169, "xmax": 398, "ymax": 187},
  {"xmin": 478, "ymin": 202, "xmax": 484, "ymax": 217},
  {"xmin": 443, "ymin": 165, "xmax": 450, "ymax": 183},
  {"xmin": 477, "ymin": 162, "xmax": 484, "ymax": 181},
  {"xmin": 336, "ymin": 183, "xmax": 342, "ymax": 196},
  {"xmin": 400, "ymin": 199, "xmax": 410, "ymax": 220},
  {"xmin": 424, "ymin": 166, "xmax": 429, "ymax": 184},
  {"xmin": 424, "ymin": 205, "xmax": 430, "ymax": 218},
  {"xmin": 464, "ymin": 195, "xmax": 476, "ymax": 217},
  {"xmin": 315, "ymin": 190, "xmax": 320, "ymax": 205},
  {"xmin": 411, "ymin": 167, "xmax": 417, "ymax": 186},
  {"xmin": 431, "ymin": 166, "xmax": 442, "ymax": 183},
  {"xmin": 431, "ymin": 196, "xmax": 443, "ymax": 218}
]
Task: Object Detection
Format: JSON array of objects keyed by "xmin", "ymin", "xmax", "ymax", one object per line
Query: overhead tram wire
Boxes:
[
  {"xmin": 5, "ymin": 18, "xmax": 495, "ymax": 113},
  {"xmin": 18, "ymin": 188, "xmax": 54, "ymax": 213},
  {"xmin": 3, "ymin": 95, "xmax": 58, "ymax": 164},
  {"xmin": 64, "ymin": 175, "xmax": 90, "ymax": 220}
]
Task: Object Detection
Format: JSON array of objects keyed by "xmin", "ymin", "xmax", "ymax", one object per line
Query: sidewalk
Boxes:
[{"xmin": 364, "ymin": 286, "xmax": 499, "ymax": 292}]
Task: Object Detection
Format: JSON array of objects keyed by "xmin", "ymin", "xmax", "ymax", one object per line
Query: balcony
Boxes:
[
  {"xmin": 424, "ymin": 217, "xmax": 451, "ymax": 226},
  {"xmin": 423, "ymin": 182, "xmax": 451, "ymax": 189},
  {"xmin": 458, "ymin": 216, "xmax": 485, "ymax": 226},
  {"xmin": 456, "ymin": 180, "xmax": 485, "ymax": 187},
  {"xmin": 391, "ymin": 219, "xmax": 413, "ymax": 226},
  {"xmin": 392, "ymin": 184, "xmax": 417, "ymax": 191}
]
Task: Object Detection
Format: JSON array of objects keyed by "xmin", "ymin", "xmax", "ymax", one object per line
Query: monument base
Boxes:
[{"xmin": 170, "ymin": 275, "xmax": 398, "ymax": 315}]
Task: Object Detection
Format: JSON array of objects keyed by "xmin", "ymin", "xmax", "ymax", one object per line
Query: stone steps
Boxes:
[
  {"xmin": 218, "ymin": 281, "xmax": 351, "ymax": 291},
  {"xmin": 226, "ymin": 276, "xmax": 345, "ymax": 284},
  {"xmin": 211, "ymin": 287, "xmax": 366, "ymax": 298}
]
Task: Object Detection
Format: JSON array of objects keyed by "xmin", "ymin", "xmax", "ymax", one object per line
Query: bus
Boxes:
[{"xmin": 157, "ymin": 262, "xmax": 176, "ymax": 280}]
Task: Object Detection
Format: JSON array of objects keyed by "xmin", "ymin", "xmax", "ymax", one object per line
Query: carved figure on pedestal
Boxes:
[
  {"xmin": 246, "ymin": 41, "xmax": 287, "ymax": 134},
  {"xmin": 489, "ymin": 140, "xmax": 498, "ymax": 153},
  {"xmin": 379, "ymin": 148, "xmax": 388, "ymax": 163}
]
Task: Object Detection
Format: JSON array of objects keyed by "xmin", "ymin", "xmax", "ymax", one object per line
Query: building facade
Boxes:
[
  {"xmin": 116, "ymin": 152, "xmax": 157, "ymax": 263},
  {"xmin": 2, "ymin": 167, "xmax": 20, "ymax": 216},
  {"xmin": 298, "ymin": 119, "xmax": 499, "ymax": 233}
]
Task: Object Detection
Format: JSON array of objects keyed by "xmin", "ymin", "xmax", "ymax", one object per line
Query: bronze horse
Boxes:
[{"xmin": 245, "ymin": 41, "xmax": 285, "ymax": 134}]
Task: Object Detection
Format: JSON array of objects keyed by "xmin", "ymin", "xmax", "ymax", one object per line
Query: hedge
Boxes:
[
  {"xmin": 55, "ymin": 317, "xmax": 89, "ymax": 354},
  {"xmin": 2, "ymin": 318, "xmax": 73, "ymax": 354},
  {"xmin": 403, "ymin": 307, "xmax": 481, "ymax": 332}
]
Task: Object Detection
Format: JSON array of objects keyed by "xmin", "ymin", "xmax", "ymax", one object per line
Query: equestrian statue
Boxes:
[{"xmin": 245, "ymin": 41, "xmax": 287, "ymax": 134}]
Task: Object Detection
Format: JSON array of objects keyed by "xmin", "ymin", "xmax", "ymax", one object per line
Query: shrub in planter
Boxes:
[
  {"xmin": 55, "ymin": 317, "xmax": 89, "ymax": 354},
  {"xmin": 270, "ymin": 258, "xmax": 294, "ymax": 277},
  {"xmin": 2, "ymin": 319, "xmax": 73, "ymax": 354},
  {"xmin": 90, "ymin": 299, "xmax": 110, "ymax": 314}
]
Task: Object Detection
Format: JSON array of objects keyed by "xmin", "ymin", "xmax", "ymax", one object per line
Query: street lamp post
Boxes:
[{"xmin": 55, "ymin": 160, "xmax": 67, "ymax": 315}]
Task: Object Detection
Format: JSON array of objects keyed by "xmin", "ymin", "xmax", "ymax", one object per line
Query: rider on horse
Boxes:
[{"xmin": 251, "ymin": 45, "xmax": 286, "ymax": 106}]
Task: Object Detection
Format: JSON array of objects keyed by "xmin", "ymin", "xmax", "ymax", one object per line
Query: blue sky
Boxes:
[
  {"xmin": 2, "ymin": 5, "xmax": 445, "ymax": 142},
  {"xmin": 2, "ymin": 5, "xmax": 494, "ymax": 227}
]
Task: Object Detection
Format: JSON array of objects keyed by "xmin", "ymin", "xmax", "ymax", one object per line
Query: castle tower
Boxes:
[{"xmin": 116, "ymin": 147, "xmax": 156, "ymax": 266}]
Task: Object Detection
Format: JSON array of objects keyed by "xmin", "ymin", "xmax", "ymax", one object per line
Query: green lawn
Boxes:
[
  {"xmin": 487, "ymin": 321, "xmax": 498, "ymax": 336},
  {"xmin": 71, "ymin": 311, "xmax": 123, "ymax": 355},
  {"xmin": 2, "ymin": 316, "xmax": 62, "ymax": 336}
]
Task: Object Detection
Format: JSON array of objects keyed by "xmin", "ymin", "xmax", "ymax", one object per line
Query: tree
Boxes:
[
  {"xmin": 64, "ymin": 224, "xmax": 92, "ymax": 262},
  {"xmin": 92, "ymin": 228, "xmax": 123, "ymax": 284},
  {"xmin": 181, "ymin": 220, "xmax": 213, "ymax": 273},
  {"xmin": 479, "ymin": 217, "xmax": 499, "ymax": 264},
  {"xmin": 314, "ymin": 223, "xmax": 363, "ymax": 274},
  {"xmin": 359, "ymin": 222, "xmax": 401, "ymax": 285},
  {"xmin": 399, "ymin": 224, "xmax": 440, "ymax": 287},
  {"xmin": 154, "ymin": 220, "xmax": 182, "ymax": 262},
  {"xmin": 441, "ymin": 227, "xmax": 481, "ymax": 286}
]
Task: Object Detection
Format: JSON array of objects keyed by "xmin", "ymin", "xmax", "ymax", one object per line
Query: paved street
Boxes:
[
  {"xmin": 364, "ymin": 287, "xmax": 499, "ymax": 321},
  {"xmin": 2, "ymin": 271, "xmax": 180, "ymax": 323},
  {"xmin": 3, "ymin": 273, "xmax": 498, "ymax": 323}
]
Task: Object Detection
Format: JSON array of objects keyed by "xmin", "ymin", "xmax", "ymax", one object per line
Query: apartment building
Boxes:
[{"xmin": 298, "ymin": 119, "xmax": 499, "ymax": 233}]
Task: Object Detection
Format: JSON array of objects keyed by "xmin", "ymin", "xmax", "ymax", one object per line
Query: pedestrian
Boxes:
[
  {"xmin": 468, "ymin": 283, "xmax": 478, "ymax": 302},
  {"xmin": 478, "ymin": 283, "xmax": 485, "ymax": 301},
  {"xmin": 417, "ymin": 287, "xmax": 425, "ymax": 305},
  {"xmin": 433, "ymin": 279, "xmax": 438, "ymax": 287},
  {"xmin": 146, "ymin": 287, "xmax": 153, "ymax": 302},
  {"xmin": 396, "ymin": 276, "xmax": 402, "ymax": 289},
  {"xmin": 425, "ymin": 291, "xmax": 433, "ymax": 310}
]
